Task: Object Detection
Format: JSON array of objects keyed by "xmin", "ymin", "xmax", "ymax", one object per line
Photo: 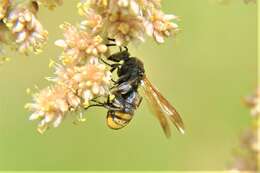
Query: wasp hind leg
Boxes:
[{"xmin": 84, "ymin": 103, "xmax": 106, "ymax": 110}]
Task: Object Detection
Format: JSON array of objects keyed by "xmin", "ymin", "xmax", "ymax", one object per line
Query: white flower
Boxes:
[
  {"xmin": 5, "ymin": 6, "xmax": 48, "ymax": 53},
  {"xmin": 79, "ymin": 8, "xmax": 104, "ymax": 33},
  {"xmin": 107, "ymin": 12, "xmax": 145, "ymax": 45},
  {"xmin": 0, "ymin": 0, "xmax": 11, "ymax": 20},
  {"xmin": 55, "ymin": 23, "xmax": 107, "ymax": 65},
  {"xmin": 36, "ymin": 0, "xmax": 63, "ymax": 9},
  {"xmin": 54, "ymin": 57, "xmax": 112, "ymax": 105},
  {"xmin": 78, "ymin": 0, "xmax": 178, "ymax": 45},
  {"xmin": 138, "ymin": 0, "xmax": 161, "ymax": 9},
  {"xmin": 110, "ymin": 0, "xmax": 141, "ymax": 16},
  {"xmin": 144, "ymin": 9, "xmax": 179, "ymax": 43},
  {"xmin": 245, "ymin": 88, "xmax": 260, "ymax": 117},
  {"xmin": 26, "ymin": 85, "xmax": 72, "ymax": 134}
]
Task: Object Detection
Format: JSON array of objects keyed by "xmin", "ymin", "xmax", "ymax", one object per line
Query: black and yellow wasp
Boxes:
[{"xmin": 87, "ymin": 40, "xmax": 185, "ymax": 137}]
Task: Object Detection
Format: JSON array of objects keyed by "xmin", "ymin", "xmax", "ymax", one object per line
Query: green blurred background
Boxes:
[{"xmin": 0, "ymin": 0, "xmax": 257, "ymax": 171}]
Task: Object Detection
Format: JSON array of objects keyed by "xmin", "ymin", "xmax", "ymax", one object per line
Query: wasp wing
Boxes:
[
  {"xmin": 142, "ymin": 81, "xmax": 171, "ymax": 138},
  {"xmin": 142, "ymin": 76, "xmax": 185, "ymax": 137}
]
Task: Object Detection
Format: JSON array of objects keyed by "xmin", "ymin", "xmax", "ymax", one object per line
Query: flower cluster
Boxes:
[
  {"xmin": 26, "ymin": 59, "xmax": 111, "ymax": 134},
  {"xmin": 217, "ymin": 0, "xmax": 256, "ymax": 5},
  {"xmin": 243, "ymin": 0, "xmax": 256, "ymax": 4},
  {"xmin": 245, "ymin": 88, "xmax": 260, "ymax": 117},
  {"xmin": 54, "ymin": 57, "xmax": 111, "ymax": 102},
  {"xmin": 27, "ymin": 0, "xmax": 179, "ymax": 133},
  {"xmin": 26, "ymin": 85, "xmax": 70, "ymax": 134},
  {"xmin": 55, "ymin": 23, "xmax": 107, "ymax": 65},
  {"xmin": 78, "ymin": 0, "xmax": 179, "ymax": 45},
  {"xmin": 27, "ymin": 21, "xmax": 112, "ymax": 133},
  {"xmin": 36, "ymin": 0, "xmax": 63, "ymax": 10},
  {"xmin": 229, "ymin": 88, "xmax": 260, "ymax": 172},
  {"xmin": 0, "ymin": 0, "xmax": 62, "ymax": 56},
  {"xmin": 5, "ymin": 5, "xmax": 48, "ymax": 53},
  {"xmin": 0, "ymin": 0, "xmax": 10, "ymax": 20}
]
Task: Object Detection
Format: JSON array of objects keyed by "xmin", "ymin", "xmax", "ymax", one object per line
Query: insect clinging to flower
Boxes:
[
  {"xmin": 86, "ymin": 39, "xmax": 185, "ymax": 138},
  {"xmin": 26, "ymin": 0, "xmax": 183, "ymax": 136}
]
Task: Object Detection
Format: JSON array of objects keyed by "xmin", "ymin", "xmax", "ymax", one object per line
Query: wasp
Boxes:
[{"xmin": 87, "ymin": 40, "xmax": 185, "ymax": 137}]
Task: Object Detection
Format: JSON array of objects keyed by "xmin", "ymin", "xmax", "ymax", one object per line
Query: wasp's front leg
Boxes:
[{"xmin": 110, "ymin": 63, "xmax": 121, "ymax": 73}]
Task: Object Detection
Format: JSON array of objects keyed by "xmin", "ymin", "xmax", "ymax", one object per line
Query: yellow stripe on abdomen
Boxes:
[
  {"xmin": 114, "ymin": 112, "xmax": 132, "ymax": 121},
  {"xmin": 106, "ymin": 111, "xmax": 132, "ymax": 130}
]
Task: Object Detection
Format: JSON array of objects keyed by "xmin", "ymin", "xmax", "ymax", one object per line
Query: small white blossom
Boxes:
[
  {"xmin": 244, "ymin": 88, "xmax": 260, "ymax": 117},
  {"xmin": 54, "ymin": 57, "xmax": 112, "ymax": 106},
  {"xmin": 144, "ymin": 10, "xmax": 179, "ymax": 43},
  {"xmin": 26, "ymin": 85, "xmax": 72, "ymax": 134},
  {"xmin": 55, "ymin": 23, "xmax": 107, "ymax": 65},
  {"xmin": 36, "ymin": 0, "xmax": 63, "ymax": 9},
  {"xmin": 5, "ymin": 6, "xmax": 48, "ymax": 53},
  {"xmin": 78, "ymin": 0, "xmax": 178, "ymax": 45},
  {"xmin": 107, "ymin": 12, "xmax": 145, "ymax": 45},
  {"xmin": 0, "ymin": 0, "xmax": 11, "ymax": 20}
]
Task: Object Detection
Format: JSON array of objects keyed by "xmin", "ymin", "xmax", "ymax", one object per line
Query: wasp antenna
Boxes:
[
  {"xmin": 106, "ymin": 43, "xmax": 117, "ymax": 47},
  {"xmin": 107, "ymin": 38, "xmax": 116, "ymax": 42}
]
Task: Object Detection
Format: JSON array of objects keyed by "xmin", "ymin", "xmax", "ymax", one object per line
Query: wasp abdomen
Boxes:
[{"xmin": 106, "ymin": 111, "xmax": 133, "ymax": 130}]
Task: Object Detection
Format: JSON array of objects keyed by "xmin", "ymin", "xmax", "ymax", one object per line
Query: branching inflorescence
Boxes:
[
  {"xmin": 216, "ymin": 0, "xmax": 256, "ymax": 5},
  {"xmin": 229, "ymin": 88, "xmax": 260, "ymax": 172},
  {"xmin": 0, "ymin": 0, "xmax": 62, "ymax": 60},
  {"xmin": 25, "ymin": 0, "xmax": 179, "ymax": 134}
]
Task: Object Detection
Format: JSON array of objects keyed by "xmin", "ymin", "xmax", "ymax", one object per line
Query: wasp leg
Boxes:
[
  {"xmin": 110, "ymin": 79, "xmax": 116, "ymax": 84},
  {"xmin": 100, "ymin": 58, "xmax": 121, "ymax": 73},
  {"xmin": 91, "ymin": 99, "xmax": 104, "ymax": 104},
  {"xmin": 104, "ymin": 105, "xmax": 122, "ymax": 111},
  {"xmin": 85, "ymin": 103, "xmax": 106, "ymax": 110},
  {"xmin": 115, "ymin": 73, "xmax": 131, "ymax": 84},
  {"xmin": 84, "ymin": 101, "xmax": 120, "ymax": 112},
  {"xmin": 100, "ymin": 58, "xmax": 113, "ymax": 66},
  {"xmin": 89, "ymin": 97, "xmax": 123, "ymax": 111},
  {"xmin": 106, "ymin": 94, "xmax": 111, "ymax": 104},
  {"xmin": 118, "ymin": 46, "xmax": 127, "ymax": 52},
  {"xmin": 99, "ymin": 55, "xmax": 122, "ymax": 71},
  {"xmin": 85, "ymin": 99, "xmax": 107, "ymax": 110},
  {"xmin": 109, "ymin": 74, "xmax": 131, "ymax": 92},
  {"xmin": 110, "ymin": 63, "xmax": 121, "ymax": 73},
  {"xmin": 123, "ymin": 46, "xmax": 128, "ymax": 51},
  {"xmin": 99, "ymin": 59, "xmax": 120, "ymax": 83},
  {"xmin": 136, "ymin": 96, "xmax": 143, "ymax": 107}
]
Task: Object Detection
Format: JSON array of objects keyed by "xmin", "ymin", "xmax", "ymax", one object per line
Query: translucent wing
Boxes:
[{"xmin": 142, "ymin": 76, "xmax": 185, "ymax": 137}]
